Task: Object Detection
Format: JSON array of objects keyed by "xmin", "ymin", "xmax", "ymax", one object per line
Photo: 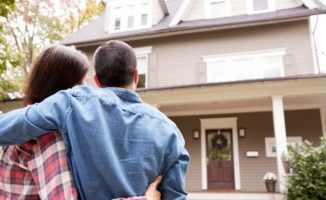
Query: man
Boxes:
[{"xmin": 0, "ymin": 41, "xmax": 189, "ymax": 200}]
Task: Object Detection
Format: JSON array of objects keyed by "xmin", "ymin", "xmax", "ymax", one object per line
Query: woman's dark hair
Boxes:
[
  {"xmin": 93, "ymin": 40, "xmax": 137, "ymax": 87},
  {"xmin": 24, "ymin": 45, "xmax": 89, "ymax": 105}
]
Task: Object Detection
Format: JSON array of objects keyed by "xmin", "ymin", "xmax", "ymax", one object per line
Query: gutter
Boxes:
[{"xmin": 136, "ymin": 74, "xmax": 326, "ymax": 93}]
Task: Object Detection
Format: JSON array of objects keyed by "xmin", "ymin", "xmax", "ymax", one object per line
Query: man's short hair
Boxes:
[{"xmin": 94, "ymin": 40, "xmax": 137, "ymax": 87}]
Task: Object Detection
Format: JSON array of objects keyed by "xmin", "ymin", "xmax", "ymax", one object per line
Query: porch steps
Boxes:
[{"xmin": 188, "ymin": 193, "xmax": 284, "ymax": 200}]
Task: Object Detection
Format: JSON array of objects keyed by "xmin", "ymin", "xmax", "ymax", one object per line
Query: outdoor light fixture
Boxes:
[
  {"xmin": 238, "ymin": 128, "xmax": 246, "ymax": 138},
  {"xmin": 193, "ymin": 130, "xmax": 200, "ymax": 140}
]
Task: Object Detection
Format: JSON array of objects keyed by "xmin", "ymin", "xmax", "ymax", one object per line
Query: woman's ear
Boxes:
[{"xmin": 93, "ymin": 74, "xmax": 103, "ymax": 88}]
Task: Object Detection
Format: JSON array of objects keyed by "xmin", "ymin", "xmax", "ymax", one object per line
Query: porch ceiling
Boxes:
[
  {"xmin": 137, "ymin": 76, "xmax": 326, "ymax": 116},
  {"xmin": 159, "ymin": 94, "xmax": 326, "ymax": 116}
]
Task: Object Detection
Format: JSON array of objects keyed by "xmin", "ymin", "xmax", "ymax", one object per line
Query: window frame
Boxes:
[
  {"xmin": 205, "ymin": 0, "xmax": 231, "ymax": 19},
  {"xmin": 134, "ymin": 46, "xmax": 152, "ymax": 88},
  {"xmin": 203, "ymin": 48, "xmax": 286, "ymax": 83},
  {"xmin": 109, "ymin": 0, "xmax": 152, "ymax": 33},
  {"xmin": 247, "ymin": 0, "xmax": 275, "ymax": 14}
]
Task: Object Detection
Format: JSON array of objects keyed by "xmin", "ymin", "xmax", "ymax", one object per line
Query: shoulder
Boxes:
[{"xmin": 137, "ymin": 103, "xmax": 179, "ymax": 132}]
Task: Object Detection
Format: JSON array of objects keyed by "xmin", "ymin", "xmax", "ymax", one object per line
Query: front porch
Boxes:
[
  {"xmin": 188, "ymin": 192, "xmax": 283, "ymax": 200},
  {"xmin": 138, "ymin": 75, "xmax": 326, "ymax": 194}
]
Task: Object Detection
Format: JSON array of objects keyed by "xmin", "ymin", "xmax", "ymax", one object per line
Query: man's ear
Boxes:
[
  {"xmin": 93, "ymin": 74, "xmax": 103, "ymax": 88},
  {"xmin": 134, "ymin": 68, "xmax": 139, "ymax": 84}
]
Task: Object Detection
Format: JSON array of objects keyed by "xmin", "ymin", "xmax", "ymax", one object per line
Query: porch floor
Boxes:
[{"xmin": 188, "ymin": 192, "xmax": 284, "ymax": 200}]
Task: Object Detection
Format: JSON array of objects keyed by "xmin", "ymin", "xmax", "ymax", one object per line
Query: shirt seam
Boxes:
[{"xmin": 61, "ymin": 93, "xmax": 73, "ymax": 133}]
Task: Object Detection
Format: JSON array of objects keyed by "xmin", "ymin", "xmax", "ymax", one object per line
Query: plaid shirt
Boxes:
[{"xmin": 0, "ymin": 132, "xmax": 147, "ymax": 200}]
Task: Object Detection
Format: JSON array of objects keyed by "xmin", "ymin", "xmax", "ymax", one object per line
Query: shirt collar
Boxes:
[{"xmin": 105, "ymin": 87, "xmax": 143, "ymax": 103}]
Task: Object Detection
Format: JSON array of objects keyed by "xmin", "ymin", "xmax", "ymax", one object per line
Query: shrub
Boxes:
[{"xmin": 285, "ymin": 137, "xmax": 326, "ymax": 200}]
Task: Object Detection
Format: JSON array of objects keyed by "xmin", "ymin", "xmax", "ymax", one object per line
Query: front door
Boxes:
[{"xmin": 206, "ymin": 129, "xmax": 234, "ymax": 190}]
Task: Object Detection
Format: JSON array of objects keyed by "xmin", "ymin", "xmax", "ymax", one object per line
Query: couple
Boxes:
[{"xmin": 0, "ymin": 41, "xmax": 189, "ymax": 199}]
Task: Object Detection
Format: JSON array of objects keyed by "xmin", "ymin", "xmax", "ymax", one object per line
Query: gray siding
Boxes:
[
  {"xmin": 80, "ymin": 20, "xmax": 314, "ymax": 88},
  {"xmin": 170, "ymin": 109, "xmax": 323, "ymax": 192}
]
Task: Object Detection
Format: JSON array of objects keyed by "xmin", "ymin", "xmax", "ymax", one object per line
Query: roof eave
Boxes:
[{"xmin": 137, "ymin": 74, "xmax": 326, "ymax": 93}]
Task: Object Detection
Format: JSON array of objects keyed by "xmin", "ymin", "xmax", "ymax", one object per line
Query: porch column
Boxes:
[
  {"xmin": 272, "ymin": 95, "xmax": 288, "ymax": 192},
  {"xmin": 321, "ymin": 107, "xmax": 326, "ymax": 137}
]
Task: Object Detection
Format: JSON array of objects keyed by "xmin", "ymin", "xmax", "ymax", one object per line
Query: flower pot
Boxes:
[{"xmin": 265, "ymin": 180, "xmax": 276, "ymax": 193}]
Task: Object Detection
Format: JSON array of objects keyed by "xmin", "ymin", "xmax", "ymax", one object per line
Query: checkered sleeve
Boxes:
[{"xmin": 27, "ymin": 132, "xmax": 79, "ymax": 200}]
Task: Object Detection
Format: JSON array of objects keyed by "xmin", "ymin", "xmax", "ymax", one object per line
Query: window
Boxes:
[
  {"xmin": 136, "ymin": 56, "xmax": 148, "ymax": 88},
  {"xmin": 140, "ymin": 2, "xmax": 149, "ymax": 27},
  {"xmin": 141, "ymin": 14, "xmax": 148, "ymax": 26},
  {"xmin": 206, "ymin": 0, "xmax": 230, "ymax": 19},
  {"xmin": 247, "ymin": 0, "xmax": 275, "ymax": 14},
  {"xmin": 253, "ymin": 0, "xmax": 268, "ymax": 11},
  {"xmin": 109, "ymin": 0, "xmax": 152, "ymax": 33},
  {"xmin": 204, "ymin": 49, "xmax": 286, "ymax": 83},
  {"xmin": 128, "ymin": 16, "xmax": 134, "ymax": 28},
  {"xmin": 127, "ymin": 5, "xmax": 135, "ymax": 29},
  {"xmin": 113, "ymin": 6, "xmax": 122, "ymax": 30},
  {"xmin": 114, "ymin": 18, "xmax": 121, "ymax": 30},
  {"xmin": 134, "ymin": 46, "xmax": 152, "ymax": 88}
]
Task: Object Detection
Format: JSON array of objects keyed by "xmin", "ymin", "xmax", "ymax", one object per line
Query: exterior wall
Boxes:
[
  {"xmin": 183, "ymin": 0, "xmax": 301, "ymax": 21},
  {"xmin": 170, "ymin": 109, "xmax": 323, "ymax": 192},
  {"xmin": 0, "ymin": 100, "xmax": 22, "ymax": 113},
  {"xmin": 80, "ymin": 20, "xmax": 314, "ymax": 88},
  {"xmin": 153, "ymin": 0, "xmax": 164, "ymax": 25}
]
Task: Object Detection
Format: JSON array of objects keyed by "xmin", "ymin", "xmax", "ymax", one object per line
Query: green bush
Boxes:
[{"xmin": 285, "ymin": 137, "xmax": 326, "ymax": 200}]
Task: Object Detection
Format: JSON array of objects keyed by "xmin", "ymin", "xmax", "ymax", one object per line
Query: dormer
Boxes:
[
  {"xmin": 105, "ymin": 0, "xmax": 167, "ymax": 33},
  {"xmin": 171, "ymin": 0, "xmax": 307, "ymax": 24}
]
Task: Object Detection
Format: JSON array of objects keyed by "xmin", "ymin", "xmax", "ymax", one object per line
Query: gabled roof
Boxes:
[{"xmin": 61, "ymin": 0, "xmax": 326, "ymax": 47}]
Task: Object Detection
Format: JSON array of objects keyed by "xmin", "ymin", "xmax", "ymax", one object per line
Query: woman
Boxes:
[{"xmin": 0, "ymin": 45, "xmax": 161, "ymax": 200}]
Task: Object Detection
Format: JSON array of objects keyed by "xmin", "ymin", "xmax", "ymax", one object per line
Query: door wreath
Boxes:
[{"xmin": 211, "ymin": 134, "xmax": 228, "ymax": 150}]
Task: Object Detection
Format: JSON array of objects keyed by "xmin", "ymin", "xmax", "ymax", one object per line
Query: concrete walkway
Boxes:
[{"xmin": 188, "ymin": 192, "xmax": 284, "ymax": 200}]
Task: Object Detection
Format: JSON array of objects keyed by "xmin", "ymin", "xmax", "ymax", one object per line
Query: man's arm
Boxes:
[
  {"xmin": 0, "ymin": 90, "xmax": 71, "ymax": 145},
  {"xmin": 159, "ymin": 126, "xmax": 190, "ymax": 200}
]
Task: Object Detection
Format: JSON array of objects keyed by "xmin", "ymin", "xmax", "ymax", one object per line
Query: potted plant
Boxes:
[{"xmin": 263, "ymin": 172, "xmax": 278, "ymax": 193}]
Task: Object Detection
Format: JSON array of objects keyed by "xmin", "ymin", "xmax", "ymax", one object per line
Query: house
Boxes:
[{"xmin": 62, "ymin": 0, "xmax": 326, "ymax": 198}]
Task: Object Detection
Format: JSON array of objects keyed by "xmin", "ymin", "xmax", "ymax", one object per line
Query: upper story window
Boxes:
[
  {"xmin": 205, "ymin": 0, "xmax": 231, "ymax": 19},
  {"xmin": 247, "ymin": 0, "xmax": 275, "ymax": 14},
  {"xmin": 203, "ymin": 49, "xmax": 286, "ymax": 83},
  {"xmin": 114, "ymin": 6, "xmax": 122, "ymax": 31},
  {"xmin": 109, "ymin": 0, "xmax": 152, "ymax": 33},
  {"xmin": 135, "ymin": 46, "xmax": 152, "ymax": 88}
]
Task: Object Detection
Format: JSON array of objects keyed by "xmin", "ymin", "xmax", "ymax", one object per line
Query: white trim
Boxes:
[
  {"xmin": 134, "ymin": 46, "xmax": 152, "ymax": 88},
  {"xmin": 200, "ymin": 118, "xmax": 241, "ymax": 190},
  {"xmin": 204, "ymin": 0, "xmax": 231, "ymax": 19},
  {"xmin": 247, "ymin": 0, "xmax": 275, "ymax": 14},
  {"xmin": 301, "ymin": 0, "xmax": 319, "ymax": 9},
  {"xmin": 202, "ymin": 48, "xmax": 287, "ymax": 62},
  {"xmin": 320, "ymin": 107, "xmax": 326, "ymax": 137},
  {"xmin": 169, "ymin": 0, "xmax": 193, "ymax": 27},
  {"xmin": 134, "ymin": 46, "xmax": 152, "ymax": 56},
  {"xmin": 271, "ymin": 95, "xmax": 288, "ymax": 192},
  {"xmin": 164, "ymin": 104, "xmax": 322, "ymax": 117}
]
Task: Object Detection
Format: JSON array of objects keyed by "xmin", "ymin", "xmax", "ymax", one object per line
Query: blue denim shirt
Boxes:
[{"xmin": 0, "ymin": 86, "xmax": 189, "ymax": 200}]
